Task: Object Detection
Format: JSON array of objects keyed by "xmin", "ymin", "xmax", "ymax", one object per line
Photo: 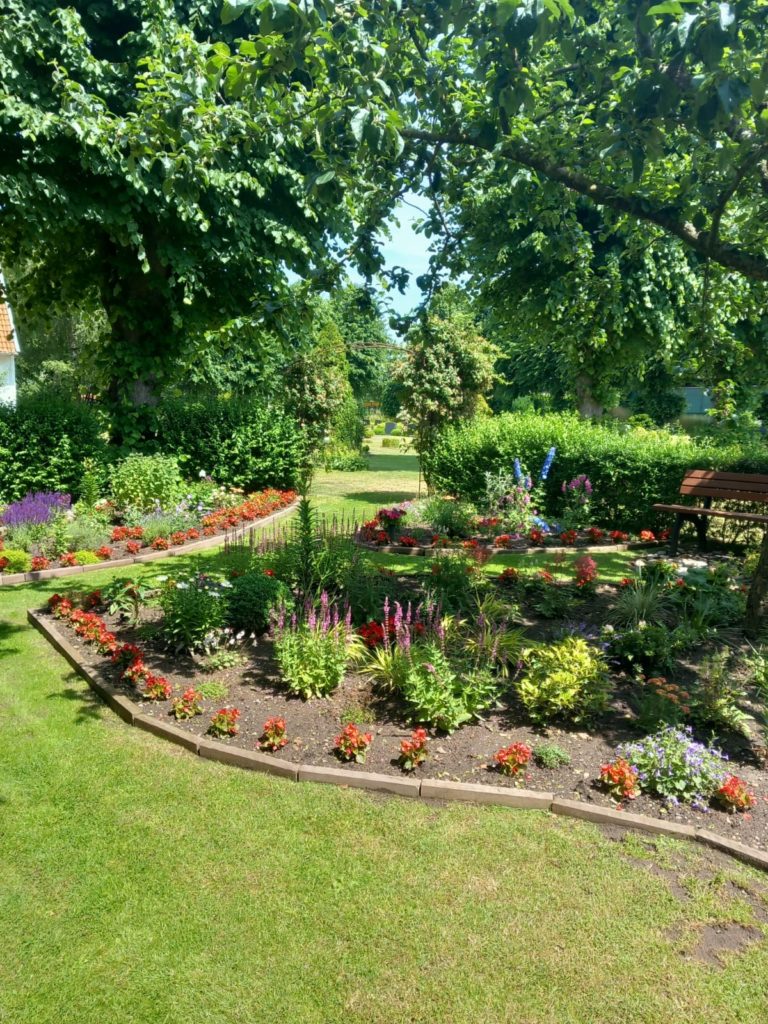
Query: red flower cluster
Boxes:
[
  {"xmin": 186, "ymin": 528, "xmax": 200, "ymax": 541},
  {"xmin": 431, "ymin": 534, "xmax": 451, "ymax": 548},
  {"xmin": 639, "ymin": 529, "xmax": 656, "ymax": 542},
  {"xmin": 717, "ymin": 775, "xmax": 756, "ymax": 812},
  {"xmin": 599, "ymin": 758, "xmax": 638, "ymax": 800},
  {"xmin": 559, "ymin": 529, "xmax": 578, "ymax": 546},
  {"xmin": 538, "ymin": 569, "xmax": 554, "ymax": 584},
  {"xmin": 494, "ymin": 534, "xmax": 514, "ymax": 548},
  {"xmin": 334, "ymin": 723, "xmax": 373, "ymax": 763},
  {"xmin": 574, "ymin": 555, "xmax": 598, "ymax": 589},
  {"xmin": 587, "ymin": 527, "xmax": 605, "ymax": 542},
  {"xmin": 31, "ymin": 555, "xmax": 51, "ymax": 571},
  {"xmin": 152, "ymin": 537, "xmax": 170, "ymax": 551},
  {"xmin": 259, "ymin": 716, "xmax": 288, "ymax": 751},
  {"xmin": 610, "ymin": 530, "xmax": 629, "ymax": 543},
  {"xmin": 498, "ymin": 566, "xmax": 520, "ymax": 587},
  {"xmin": 95, "ymin": 545, "xmax": 113, "ymax": 560},
  {"xmin": 495, "ymin": 742, "xmax": 532, "ymax": 778},
  {"xmin": 66, "ymin": 607, "xmax": 119, "ymax": 656},
  {"xmin": 201, "ymin": 489, "xmax": 296, "ymax": 533},
  {"xmin": 619, "ymin": 577, "xmax": 634, "ymax": 587},
  {"xmin": 0, "ymin": 556, "xmax": 8, "ymax": 572},
  {"xmin": 643, "ymin": 676, "xmax": 691, "ymax": 714},
  {"xmin": 209, "ymin": 707, "xmax": 241, "ymax": 737},
  {"xmin": 143, "ymin": 675, "xmax": 173, "ymax": 701},
  {"xmin": 111, "ymin": 526, "xmax": 145, "ymax": 542},
  {"xmin": 59, "ymin": 551, "xmax": 78, "ymax": 567},
  {"xmin": 172, "ymin": 687, "xmax": 203, "ymax": 720},
  {"xmin": 126, "ymin": 540, "xmax": 142, "ymax": 555},
  {"xmin": 529, "ymin": 529, "xmax": 545, "ymax": 545},
  {"xmin": 170, "ymin": 531, "xmax": 188, "ymax": 546},
  {"xmin": 461, "ymin": 538, "xmax": 479, "ymax": 550},
  {"xmin": 477, "ymin": 516, "xmax": 501, "ymax": 529},
  {"xmin": 398, "ymin": 535, "xmax": 419, "ymax": 547},
  {"xmin": 399, "ymin": 728, "xmax": 428, "ymax": 771}
]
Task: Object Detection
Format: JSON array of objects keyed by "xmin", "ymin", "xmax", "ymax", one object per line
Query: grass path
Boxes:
[{"xmin": 2, "ymin": 448, "xmax": 768, "ymax": 1022}]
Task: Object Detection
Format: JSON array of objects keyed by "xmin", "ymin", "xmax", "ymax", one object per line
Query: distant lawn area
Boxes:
[{"xmin": 3, "ymin": 445, "xmax": 768, "ymax": 1023}]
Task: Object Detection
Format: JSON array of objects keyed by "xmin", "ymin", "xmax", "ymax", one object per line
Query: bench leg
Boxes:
[
  {"xmin": 669, "ymin": 514, "xmax": 683, "ymax": 556},
  {"xmin": 694, "ymin": 514, "xmax": 709, "ymax": 552}
]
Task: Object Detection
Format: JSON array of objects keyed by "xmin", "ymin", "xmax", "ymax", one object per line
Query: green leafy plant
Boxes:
[
  {"xmin": 110, "ymin": 454, "xmax": 182, "ymax": 512},
  {"xmin": 633, "ymin": 677, "xmax": 691, "ymax": 733},
  {"xmin": 602, "ymin": 623, "xmax": 676, "ymax": 675},
  {"xmin": 226, "ymin": 570, "xmax": 291, "ymax": 635},
  {"xmin": 532, "ymin": 743, "xmax": 572, "ymax": 769},
  {"xmin": 401, "ymin": 645, "xmax": 501, "ymax": 733},
  {"xmin": 611, "ymin": 581, "xmax": 669, "ymax": 629},
  {"xmin": 616, "ymin": 726, "xmax": 728, "ymax": 808},
  {"xmin": 196, "ymin": 679, "xmax": 230, "ymax": 700},
  {"xmin": 422, "ymin": 496, "xmax": 477, "ymax": 539},
  {"xmin": 65, "ymin": 516, "xmax": 111, "ymax": 553},
  {"xmin": 158, "ymin": 573, "xmax": 229, "ymax": 653},
  {"xmin": 691, "ymin": 652, "xmax": 750, "ymax": 737},
  {"xmin": 515, "ymin": 637, "xmax": 610, "ymax": 725},
  {"xmin": 101, "ymin": 577, "xmax": 152, "ymax": 625},
  {"xmin": 273, "ymin": 599, "xmax": 358, "ymax": 700},
  {"xmin": 72, "ymin": 550, "xmax": 101, "ymax": 566},
  {"xmin": 0, "ymin": 549, "xmax": 31, "ymax": 573}
]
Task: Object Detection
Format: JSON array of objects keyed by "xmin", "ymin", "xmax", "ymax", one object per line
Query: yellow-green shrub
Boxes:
[{"xmin": 515, "ymin": 637, "xmax": 610, "ymax": 725}]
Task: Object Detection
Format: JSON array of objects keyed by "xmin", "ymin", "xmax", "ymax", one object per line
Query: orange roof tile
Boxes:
[{"xmin": 0, "ymin": 302, "xmax": 18, "ymax": 355}]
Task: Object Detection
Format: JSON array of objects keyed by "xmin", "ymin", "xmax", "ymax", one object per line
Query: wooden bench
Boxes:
[{"xmin": 653, "ymin": 470, "xmax": 768, "ymax": 556}]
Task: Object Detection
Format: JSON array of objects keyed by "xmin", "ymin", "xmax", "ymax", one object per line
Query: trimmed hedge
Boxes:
[
  {"xmin": 0, "ymin": 397, "xmax": 109, "ymax": 504},
  {"xmin": 423, "ymin": 413, "xmax": 768, "ymax": 531},
  {"xmin": 154, "ymin": 397, "xmax": 303, "ymax": 492}
]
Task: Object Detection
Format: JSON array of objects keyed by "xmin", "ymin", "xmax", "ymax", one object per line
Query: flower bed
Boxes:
[
  {"xmin": 0, "ymin": 488, "xmax": 296, "ymax": 578},
  {"xmin": 37, "ymin": 539, "xmax": 768, "ymax": 849}
]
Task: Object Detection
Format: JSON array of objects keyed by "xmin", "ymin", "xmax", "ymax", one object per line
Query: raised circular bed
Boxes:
[
  {"xmin": 28, "ymin": 606, "xmax": 768, "ymax": 876},
  {"xmin": 0, "ymin": 499, "xmax": 298, "ymax": 586}
]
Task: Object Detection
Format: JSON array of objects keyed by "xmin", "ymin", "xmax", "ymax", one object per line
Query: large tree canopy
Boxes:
[
  {"xmin": 0, "ymin": 0, "xmax": 379, "ymax": 432},
  {"xmin": 221, "ymin": 0, "xmax": 768, "ymax": 283}
]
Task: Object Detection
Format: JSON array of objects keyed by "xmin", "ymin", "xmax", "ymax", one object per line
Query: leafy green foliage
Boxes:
[
  {"xmin": 110, "ymin": 454, "xmax": 181, "ymax": 512},
  {"xmin": 516, "ymin": 638, "xmax": 610, "ymax": 725},
  {"xmin": 532, "ymin": 743, "xmax": 572, "ymax": 770},
  {"xmin": 274, "ymin": 621, "xmax": 354, "ymax": 700},
  {"xmin": 424, "ymin": 412, "xmax": 768, "ymax": 532},
  {"xmin": 401, "ymin": 645, "xmax": 501, "ymax": 733},
  {"xmin": 158, "ymin": 574, "xmax": 229, "ymax": 653},
  {"xmin": 225, "ymin": 571, "xmax": 291, "ymax": 635}
]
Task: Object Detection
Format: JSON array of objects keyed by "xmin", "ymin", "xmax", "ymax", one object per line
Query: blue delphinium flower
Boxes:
[
  {"xmin": 513, "ymin": 458, "xmax": 522, "ymax": 483},
  {"xmin": 539, "ymin": 446, "xmax": 556, "ymax": 481}
]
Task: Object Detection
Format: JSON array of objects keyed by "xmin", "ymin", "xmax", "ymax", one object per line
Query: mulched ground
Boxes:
[{"xmin": 49, "ymin": 570, "xmax": 768, "ymax": 851}]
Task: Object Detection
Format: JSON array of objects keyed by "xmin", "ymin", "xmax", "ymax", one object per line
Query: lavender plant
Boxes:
[{"xmin": 1, "ymin": 491, "xmax": 71, "ymax": 527}]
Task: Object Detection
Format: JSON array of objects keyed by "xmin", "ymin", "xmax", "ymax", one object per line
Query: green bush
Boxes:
[
  {"xmin": 73, "ymin": 550, "xmax": 101, "ymax": 566},
  {"xmin": 0, "ymin": 396, "xmax": 109, "ymax": 504},
  {"xmin": 111, "ymin": 454, "xmax": 182, "ymax": 512},
  {"xmin": 158, "ymin": 574, "xmax": 229, "ymax": 653},
  {"xmin": 423, "ymin": 412, "xmax": 768, "ymax": 531},
  {"xmin": 400, "ymin": 645, "xmax": 501, "ymax": 732},
  {"xmin": 515, "ymin": 637, "xmax": 610, "ymax": 725},
  {"xmin": 381, "ymin": 437, "xmax": 400, "ymax": 449},
  {"xmin": 0, "ymin": 548, "xmax": 32, "ymax": 573},
  {"xmin": 323, "ymin": 446, "xmax": 368, "ymax": 471},
  {"xmin": 226, "ymin": 571, "xmax": 292, "ymax": 634},
  {"xmin": 155, "ymin": 396, "xmax": 302, "ymax": 491}
]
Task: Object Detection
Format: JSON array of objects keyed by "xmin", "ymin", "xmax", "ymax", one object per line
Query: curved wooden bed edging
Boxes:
[
  {"xmin": 28, "ymin": 607, "xmax": 768, "ymax": 876},
  {"xmin": 0, "ymin": 500, "xmax": 299, "ymax": 586}
]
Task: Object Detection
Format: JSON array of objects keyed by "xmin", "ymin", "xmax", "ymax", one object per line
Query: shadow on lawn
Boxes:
[
  {"xmin": 46, "ymin": 671, "xmax": 103, "ymax": 724},
  {"xmin": 0, "ymin": 620, "xmax": 26, "ymax": 661},
  {"xmin": 343, "ymin": 490, "xmax": 420, "ymax": 505}
]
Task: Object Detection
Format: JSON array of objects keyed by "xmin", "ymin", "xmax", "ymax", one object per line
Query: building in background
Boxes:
[{"xmin": 0, "ymin": 275, "xmax": 20, "ymax": 405}]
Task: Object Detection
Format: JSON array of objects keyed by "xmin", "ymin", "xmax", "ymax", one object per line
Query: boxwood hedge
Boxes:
[{"xmin": 422, "ymin": 413, "xmax": 768, "ymax": 531}]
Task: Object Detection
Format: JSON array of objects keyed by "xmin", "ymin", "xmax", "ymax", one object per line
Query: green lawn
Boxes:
[{"xmin": 2, "ymin": 449, "xmax": 768, "ymax": 1023}]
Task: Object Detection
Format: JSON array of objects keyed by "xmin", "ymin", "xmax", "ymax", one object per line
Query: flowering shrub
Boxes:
[
  {"xmin": 30, "ymin": 555, "xmax": 51, "ymax": 571},
  {"xmin": 494, "ymin": 534, "xmax": 514, "ymax": 548},
  {"xmin": 143, "ymin": 675, "xmax": 173, "ymax": 701},
  {"xmin": 376, "ymin": 505, "xmax": 408, "ymax": 539},
  {"xmin": 1, "ymin": 491, "xmax": 70, "ymax": 527},
  {"xmin": 599, "ymin": 758, "xmax": 639, "ymax": 800},
  {"xmin": 273, "ymin": 595, "xmax": 356, "ymax": 699},
  {"xmin": 574, "ymin": 555, "xmax": 598, "ymax": 590},
  {"xmin": 560, "ymin": 475, "xmax": 592, "ymax": 529},
  {"xmin": 610, "ymin": 530, "xmax": 629, "ymax": 543},
  {"xmin": 152, "ymin": 537, "xmax": 170, "ymax": 551},
  {"xmin": 495, "ymin": 742, "xmax": 532, "ymax": 778},
  {"xmin": 587, "ymin": 527, "xmax": 605, "ymax": 542},
  {"xmin": 398, "ymin": 535, "xmax": 419, "ymax": 547},
  {"xmin": 399, "ymin": 727, "xmax": 428, "ymax": 771},
  {"xmin": 159, "ymin": 572, "xmax": 230, "ymax": 653},
  {"xmin": 634, "ymin": 676, "xmax": 691, "ymax": 731},
  {"xmin": 498, "ymin": 566, "xmax": 520, "ymax": 587},
  {"xmin": 170, "ymin": 531, "xmax": 188, "ymax": 546},
  {"xmin": 717, "ymin": 775, "xmax": 756, "ymax": 812},
  {"xmin": 616, "ymin": 726, "xmax": 728, "ymax": 808},
  {"xmin": 172, "ymin": 688, "xmax": 203, "ymax": 720},
  {"xmin": 529, "ymin": 528, "xmax": 545, "ymax": 545},
  {"xmin": 558, "ymin": 529, "xmax": 578, "ymax": 546},
  {"xmin": 639, "ymin": 529, "xmax": 656, "ymax": 542},
  {"xmin": 259, "ymin": 716, "xmax": 288, "ymax": 751},
  {"xmin": 208, "ymin": 707, "xmax": 240, "ymax": 737},
  {"xmin": 334, "ymin": 723, "xmax": 373, "ymax": 763},
  {"xmin": 95, "ymin": 545, "xmax": 113, "ymax": 560},
  {"xmin": 126, "ymin": 540, "xmax": 142, "ymax": 554}
]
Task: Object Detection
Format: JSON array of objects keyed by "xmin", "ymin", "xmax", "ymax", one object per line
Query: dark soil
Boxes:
[{"xmin": 50, "ymin": 572, "xmax": 768, "ymax": 852}]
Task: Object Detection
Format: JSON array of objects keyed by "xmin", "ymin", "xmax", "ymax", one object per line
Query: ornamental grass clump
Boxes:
[
  {"xmin": 616, "ymin": 725, "xmax": 728, "ymax": 809},
  {"xmin": 272, "ymin": 593, "xmax": 358, "ymax": 700}
]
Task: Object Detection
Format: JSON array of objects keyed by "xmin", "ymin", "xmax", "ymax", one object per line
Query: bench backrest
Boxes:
[{"xmin": 680, "ymin": 469, "xmax": 768, "ymax": 504}]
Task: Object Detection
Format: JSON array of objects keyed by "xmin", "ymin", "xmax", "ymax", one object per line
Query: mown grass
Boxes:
[{"xmin": 1, "ymin": 448, "xmax": 767, "ymax": 1023}]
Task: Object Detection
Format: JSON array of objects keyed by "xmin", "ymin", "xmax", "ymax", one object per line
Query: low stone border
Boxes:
[
  {"xmin": 28, "ymin": 608, "xmax": 768, "ymax": 875},
  {"xmin": 355, "ymin": 539, "xmax": 662, "ymax": 557},
  {"xmin": 0, "ymin": 500, "xmax": 298, "ymax": 587}
]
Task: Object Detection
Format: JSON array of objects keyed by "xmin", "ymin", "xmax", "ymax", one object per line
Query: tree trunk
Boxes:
[
  {"xmin": 575, "ymin": 373, "xmax": 604, "ymax": 419},
  {"xmin": 745, "ymin": 530, "xmax": 768, "ymax": 639}
]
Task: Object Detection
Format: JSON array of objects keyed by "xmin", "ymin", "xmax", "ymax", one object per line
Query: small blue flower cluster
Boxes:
[{"xmin": 617, "ymin": 725, "xmax": 727, "ymax": 809}]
